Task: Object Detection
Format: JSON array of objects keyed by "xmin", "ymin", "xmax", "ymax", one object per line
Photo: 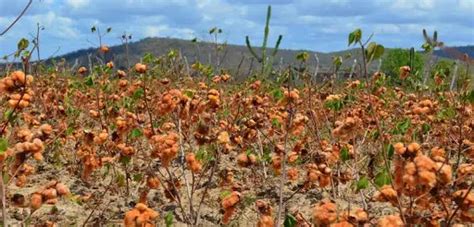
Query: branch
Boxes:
[{"xmin": 0, "ymin": 0, "xmax": 33, "ymax": 36}]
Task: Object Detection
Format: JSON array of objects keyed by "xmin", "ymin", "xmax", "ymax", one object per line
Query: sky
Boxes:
[{"xmin": 0, "ymin": 0, "xmax": 473, "ymax": 60}]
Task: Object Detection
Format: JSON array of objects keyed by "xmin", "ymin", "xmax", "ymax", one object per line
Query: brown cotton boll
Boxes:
[
  {"xmin": 373, "ymin": 185, "xmax": 398, "ymax": 205},
  {"xmin": 16, "ymin": 175, "xmax": 27, "ymax": 187},
  {"xmin": 30, "ymin": 193, "xmax": 43, "ymax": 210},
  {"xmin": 18, "ymin": 100, "xmax": 29, "ymax": 108},
  {"xmin": 393, "ymin": 142, "xmax": 406, "ymax": 155},
  {"xmin": 147, "ymin": 176, "xmax": 160, "ymax": 189},
  {"xmin": 39, "ymin": 124, "xmax": 53, "ymax": 135},
  {"xmin": 33, "ymin": 152, "xmax": 43, "ymax": 161},
  {"xmin": 135, "ymin": 203, "xmax": 148, "ymax": 212},
  {"xmin": 41, "ymin": 188, "xmax": 57, "ymax": 200},
  {"xmin": 407, "ymin": 142, "xmax": 421, "ymax": 153},
  {"xmin": 313, "ymin": 200, "xmax": 337, "ymax": 226},
  {"xmin": 377, "ymin": 215, "xmax": 404, "ymax": 227},
  {"xmin": 431, "ymin": 147, "xmax": 446, "ymax": 162},
  {"xmin": 237, "ymin": 153, "xmax": 249, "ymax": 167},
  {"xmin": 222, "ymin": 191, "xmax": 241, "ymax": 209},
  {"xmin": 55, "ymin": 183, "xmax": 70, "ymax": 196},
  {"xmin": 45, "ymin": 198, "xmax": 58, "ymax": 205},
  {"xmin": 436, "ymin": 163, "xmax": 452, "ymax": 184},
  {"xmin": 11, "ymin": 71, "xmax": 26, "ymax": 84},
  {"xmin": 257, "ymin": 215, "xmax": 274, "ymax": 227},
  {"xmin": 287, "ymin": 168, "xmax": 298, "ymax": 181},
  {"xmin": 135, "ymin": 63, "xmax": 147, "ymax": 73},
  {"xmin": 106, "ymin": 61, "xmax": 114, "ymax": 69},
  {"xmin": 414, "ymin": 155, "xmax": 437, "ymax": 171},
  {"xmin": 332, "ymin": 221, "xmax": 354, "ymax": 227},
  {"xmin": 99, "ymin": 45, "xmax": 110, "ymax": 53},
  {"xmin": 288, "ymin": 151, "xmax": 299, "ymax": 163},
  {"xmin": 8, "ymin": 99, "xmax": 19, "ymax": 108},
  {"xmin": 457, "ymin": 164, "xmax": 474, "ymax": 178},
  {"xmin": 417, "ymin": 170, "xmax": 437, "ymax": 187},
  {"xmin": 124, "ymin": 209, "xmax": 140, "ymax": 227}
]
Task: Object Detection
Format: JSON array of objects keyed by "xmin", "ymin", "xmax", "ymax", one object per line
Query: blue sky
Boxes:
[{"xmin": 0, "ymin": 0, "xmax": 473, "ymax": 60}]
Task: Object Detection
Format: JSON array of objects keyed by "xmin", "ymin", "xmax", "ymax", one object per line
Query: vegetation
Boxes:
[{"xmin": 0, "ymin": 5, "xmax": 473, "ymax": 227}]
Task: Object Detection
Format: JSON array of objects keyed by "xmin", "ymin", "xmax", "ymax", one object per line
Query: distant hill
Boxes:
[
  {"xmin": 434, "ymin": 46, "xmax": 474, "ymax": 60},
  {"xmin": 54, "ymin": 37, "xmax": 338, "ymax": 74},
  {"xmin": 52, "ymin": 37, "xmax": 473, "ymax": 77}
]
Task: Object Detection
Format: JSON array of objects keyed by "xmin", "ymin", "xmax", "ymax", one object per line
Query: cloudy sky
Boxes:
[{"xmin": 0, "ymin": 0, "xmax": 473, "ymax": 59}]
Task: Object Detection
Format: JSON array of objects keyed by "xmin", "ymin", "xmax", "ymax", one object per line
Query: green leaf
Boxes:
[
  {"xmin": 116, "ymin": 173, "xmax": 126, "ymax": 187},
  {"xmin": 421, "ymin": 123, "xmax": 431, "ymax": 134},
  {"xmin": 133, "ymin": 173, "xmax": 143, "ymax": 182},
  {"xmin": 84, "ymin": 76, "xmax": 94, "ymax": 86},
  {"xmin": 129, "ymin": 128, "xmax": 143, "ymax": 139},
  {"xmin": 183, "ymin": 90, "xmax": 194, "ymax": 98},
  {"xmin": 356, "ymin": 176, "xmax": 369, "ymax": 192},
  {"xmin": 271, "ymin": 118, "xmax": 281, "ymax": 128},
  {"xmin": 106, "ymin": 27, "xmax": 112, "ymax": 33},
  {"xmin": 387, "ymin": 144, "xmax": 395, "ymax": 159},
  {"xmin": 348, "ymin": 28, "xmax": 362, "ymax": 46},
  {"xmin": 142, "ymin": 53, "xmax": 154, "ymax": 64},
  {"xmin": 132, "ymin": 88, "xmax": 144, "ymax": 99},
  {"xmin": 340, "ymin": 146, "xmax": 350, "ymax": 162},
  {"xmin": 119, "ymin": 155, "xmax": 131, "ymax": 165},
  {"xmin": 463, "ymin": 90, "xmax": 474, "ymax": 103},
  {"xmin": 296, "ymin": 52, "xmax": 309, "ymax": 62},
  {"xmin": 375, "ymin": 170, "xmax": 391, "ymax": 187},
  {"xmin": 272, "ymin": 89, "xmax": 284, "ymax": 101},
  {"xmin": 366, "ymin": 42, "xmax": 385, "ymax": 61},
  {"xmin": 17, "ymin": 38, "xmax": 29, "ymax": 51},
  {"xmin": 393, "ymin": 118, "xmax": 411, "ymax": 135},
  {"xmin": 219, "ymin": 190, "xmax": 231, "ymax": 199},
  {"xmin": 283, "ymin": 214, "xmax": 297, "ymax": 227},
  {"xmin": 348, "ymin": 32, "xmax": 355, "ymax": 46},
  {"xmin": 0, "ymin": 138, "xmax": 8, "ymax": 153},
  {"xmin": 437, "ymin": 107, "xmax": 456, "ymax": 120},
  {"xmin": 3, "ymin": 110, "xmax": 13, "ymax": 120},
  {"xmin": 165, "ymin": 212, "xmax": 174, "ymax": 227},
  {"xmin": 91, "ymin": 26, "xmax": 96, "ymax": 33}
]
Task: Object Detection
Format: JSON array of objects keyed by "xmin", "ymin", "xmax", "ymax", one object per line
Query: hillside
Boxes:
[{"xmin": 54, "ymin": 37, "xmax": 472, "ymax": 77}]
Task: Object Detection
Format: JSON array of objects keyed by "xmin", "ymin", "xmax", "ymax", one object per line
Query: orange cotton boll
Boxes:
[
  {"xmin": 332, "ymin": 221, "xmax": 354, "ymax": 227},
  {"xmin": 407, "ymin": 142, "xmax": 421, "ymax": 154},
  {"xmin": 399, "ymin": 66, "xmax": 411, "ymax": 79},
  {"xmin": 185, "ymin": 153, "xmax": 202, "ymax": 173},
  {"xmin": 313, "ymin": 200, "xmax": 337, "ymax": 226},
  {"xmin": 147, "ymin": 176, "xmax": 160, "ymax": 189},
  {"xmin": 135, "ymin": 63, "xmax": 147, "ymax": 74},
  {"xmin": 393, "ymin": 142, "xmax": 406, "ymax": 155},
  {"xmin": 373, "ymin": 185, "xmax": 398, "ymax": 206},
  {"xmin": 41, "ymin": 188, "xmax": 57, "ymax": 200},
  {"xmin": 55, "ymin": 183, "xmax": 70, "ymax": 196},
  {"xmin": 124, "ymin": 209, "xmax": 141, "ymax": 227},
  {"xmin": 377, "ymin": 215, "xmax": 404, "ymax": 227},
  {"xmin": 99, "ymin": 45, "xmax": 110, "ymax": 53},
  {"xmin": 30, "ymin": 193, "xmax": 43, "ymax": 210},
  {"xmin": 106, "ymin": 61, "xmax": 114, "ymax": 69},
  {"xmin": 237, "ymin": 153, "xmax": 249, "ymax": 167},
  {"xmin": 257, "ymin": 215, "xmax": 274, "ymax": 227},
  {"xmin": 287, "ymin": 167, "xmax": 298, "ymax": 181},
  {"xmin": 11, "ymin": 70, "xmax": 26, "ymax": 84},
  {"xmin": 78, "ymin": 66, "xmax": 88, "ymax": 74},
  {"xmin": 436, "ymin": 162, "xmax": 452, "ymax": 185},
  {"xmin": 221, "ymin": 191, "xmax": 241, "ymax": 224}
]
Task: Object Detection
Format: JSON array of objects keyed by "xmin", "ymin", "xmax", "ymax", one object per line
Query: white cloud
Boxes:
[
  {"xmin": 144, "ymin": 25, "xmax": 195, "ymax": 39},
  {"xmin": 66, "ymin": 0, "xmax": 90, "ymax": 9}
]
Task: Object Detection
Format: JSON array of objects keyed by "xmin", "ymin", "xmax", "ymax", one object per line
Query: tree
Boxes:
[{"xmin": 381, "ymin": 48, "xmax": 424, "ymax": 81}]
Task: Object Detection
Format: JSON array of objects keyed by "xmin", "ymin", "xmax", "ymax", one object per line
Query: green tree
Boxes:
[{"xmin": 381, "ymin": 48, "xmax": 424, "ymax": 81}]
